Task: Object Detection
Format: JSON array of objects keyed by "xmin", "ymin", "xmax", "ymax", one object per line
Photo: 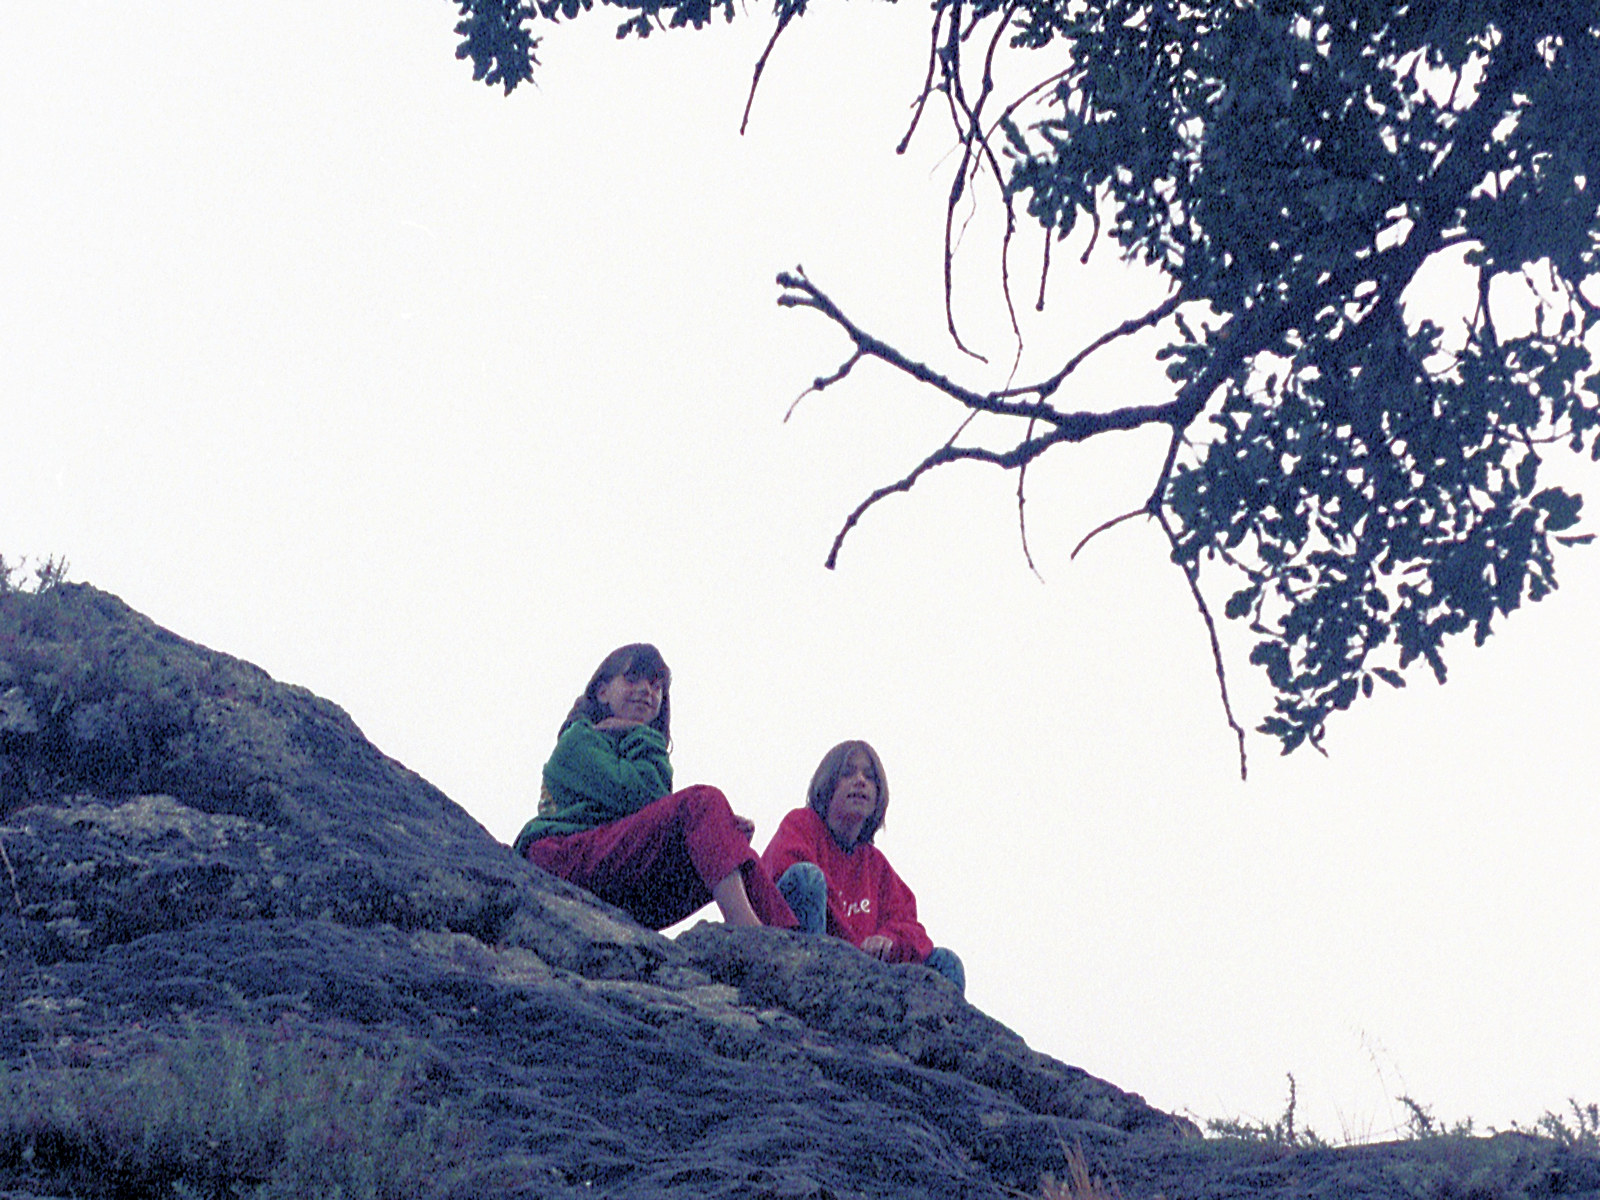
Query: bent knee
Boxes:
[
  {"xmin": 675, "ymin": 783, "xmax": 731, "ymax": 811},
  {"xmin": 777, "ymin": 861, "xmax": 825, "ymax": 894},
  {"xmin": 924, "ymin": 947, "xmax": 966, "ymax": 994}
]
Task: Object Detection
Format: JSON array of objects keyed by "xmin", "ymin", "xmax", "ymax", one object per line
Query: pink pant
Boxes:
[{"xmin": 522, "ymin": 784, "xmax": 797, "ymax": 931}]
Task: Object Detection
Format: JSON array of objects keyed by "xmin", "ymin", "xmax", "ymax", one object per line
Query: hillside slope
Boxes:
[{"xmin": 0, "ymin": 584, "xmax": 1592, "ymax": 1200}]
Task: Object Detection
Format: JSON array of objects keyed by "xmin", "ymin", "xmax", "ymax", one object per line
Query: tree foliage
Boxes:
[{"xmin": 450, "ymin": 0, "xmax": 1600, "ymax": 766}]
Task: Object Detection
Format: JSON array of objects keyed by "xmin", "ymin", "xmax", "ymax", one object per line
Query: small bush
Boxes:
[
  {"xmin": 1519, "ymin": 1100, "xmax": 1600, "ymax": 1152},
  {"xmin": 0, "ymin": 1019, "xmax": 486, "ymax": 1199},
  {"xmin": 1397, "ymin": 1093, "xmax": 1477, "ymax": 1141},
  {"xmin": 0, "ymin": 554, "xmax": 69, "ymax": 596},
  {"xmin": 1203, "ymin": 1073, "xmax": 1328, "ymax": 1150},
  {"xmin": 1204, "ymin": 1077, "xmax": 1600, "ymax": 1155}
]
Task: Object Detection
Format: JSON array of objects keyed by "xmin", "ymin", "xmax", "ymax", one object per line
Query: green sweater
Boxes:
[{"xmin": 512, "ymin": 719, "xmax": 673, "ymax": 854}]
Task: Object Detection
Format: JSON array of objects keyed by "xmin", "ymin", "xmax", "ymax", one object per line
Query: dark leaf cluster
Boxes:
[
  {"xmin": 454, "ymin": 0, "xmax": 540, "ymax": 93},
  {"xmin": 999, "ymin": 1, "xmax": 1600, "ymax": 749},
  {"xmin": 452, "ymin": 0, "xmax": 748, "ymax": 77}
]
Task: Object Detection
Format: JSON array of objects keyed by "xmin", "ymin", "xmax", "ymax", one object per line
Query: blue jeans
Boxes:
[
  {"xmin": 776, "ymin": 862, "xmax": 965, "ymax": 995},
  {"xmin": 922, "ymin": 947, "xmax": 965, "ymax": 994},
  {"xmin": 776, "ymin": 862, "xmax": 828, "ymax": 934}
]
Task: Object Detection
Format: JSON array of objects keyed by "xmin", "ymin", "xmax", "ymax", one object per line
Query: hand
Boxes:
[
  {"xmin": 733, "ymin": 814, "xmax": 756, "ymax": 841},
  {"xmin": 860, "ymin": 934, "xmax": 894, "ymax": 960},
  {"xmin": 593, "ymin": 716, "xmax": 643, "ymax": 731}
]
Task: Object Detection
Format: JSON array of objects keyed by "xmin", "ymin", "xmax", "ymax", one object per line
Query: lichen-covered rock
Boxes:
[{"xmin": 1, "ymin": 585, "xmax": 1594, "ymax": 1200}]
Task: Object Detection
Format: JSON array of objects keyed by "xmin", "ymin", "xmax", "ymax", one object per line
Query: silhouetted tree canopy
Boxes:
[{"xmin": 451, "ymin": 0, "xmax": 1600, "ymax": 769}]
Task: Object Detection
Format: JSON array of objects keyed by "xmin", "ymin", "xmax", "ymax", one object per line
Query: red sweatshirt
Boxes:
[{"xmin": 761, "ymin": 806, "xmax": 935, "ymax": 964}]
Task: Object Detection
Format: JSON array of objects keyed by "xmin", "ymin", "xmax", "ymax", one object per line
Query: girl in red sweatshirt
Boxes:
[{"xmin": 761, "ymin": 740, "xmax": 965, "ymax": 993}]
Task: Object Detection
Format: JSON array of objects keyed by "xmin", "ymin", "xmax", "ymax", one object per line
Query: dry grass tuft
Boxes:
[{"xmin": 1039, "ymin": 1144, "xmax": 1122, "ymax": 1200}]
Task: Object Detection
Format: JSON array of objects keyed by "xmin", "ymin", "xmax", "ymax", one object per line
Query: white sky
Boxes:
[{"xmin": 4, "ymin": 1, "xmax": 1596, "ymax": 1142}]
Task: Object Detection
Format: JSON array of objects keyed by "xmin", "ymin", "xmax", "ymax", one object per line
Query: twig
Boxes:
[
  {"xmin": 973, "ymin": 7, "xmax": 1024, "ymax": 358},
  {"xmin": 1070, "ymin": 507, "xmax": 1146, "ymax": 559},
  {"xmin": 1080, "ymin": 205, "xmax": 1101, "ymax": 264},
  {"xmin": 826, "ymin": 435, "xmax": 1073, "ymax": 569},
  {"xmin": 827, "ymin": 450, "xmax": 958, "ymax": 569},
  {"xmin": 1145, "ymin": 425, "xmax": 1185, "ymax": 513},
  {"xmin": 1036, "ymin": 229, "xmax": 1052, "ymax": 311},
  {"xmin": 779, "ymin": 269, "xmax": 1014, "ymax": 414},
  {"xmin": 1003, "ymin": 288, "xmax": 1183, "ymax": 401},
  {"xmin": 784, "ymin": 347, "xmax": 863, "ymax": 421},
  {"xmin": 897, "ymin": 7, "xmax": 947, "ymax": 154},
  {"xmin": 982, "ymin": 65, "xmax": 1073, "ymax": 148},
  {"xmin": 0, "ymin": 834, "xmax": 22, "ymax": 914},
  {"xmin": 1156, "ymin": 509, "xmax": 1248, "ymax": 780},
  {"xmin": 938, "ymin": 0, "xmax": 989, "ymax": 361},
  {"xmin": 739, "ymin": 6, "xmax": 799, "ymax": 135},
  {"xmin": 1016, "ymin": 416, "xmax": 1043, "ymax": 579}
]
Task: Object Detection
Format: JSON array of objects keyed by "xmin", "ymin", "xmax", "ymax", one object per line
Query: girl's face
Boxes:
[
  {"xmin": 594, "ymin": 669, "xmax": 664, "ymax": 726},
  {"xmin": 825, "ymin": 747, "xmax": 878, "ymax": 845}
]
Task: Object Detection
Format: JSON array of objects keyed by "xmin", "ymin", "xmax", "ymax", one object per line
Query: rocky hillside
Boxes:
[{"xmin": 0, "ymin": 584, "xmax": 1594, "ymax": 1200}]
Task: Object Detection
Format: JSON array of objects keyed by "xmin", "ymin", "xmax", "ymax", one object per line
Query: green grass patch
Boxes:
[{"xmin": 0, "ymin": 1019, "xmax": 489, "ymax": 1199}]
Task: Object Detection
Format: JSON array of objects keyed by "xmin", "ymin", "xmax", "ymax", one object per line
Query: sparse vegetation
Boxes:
[
  {"xmin": 1040, "ymin": 1144, "xmax": 1122, "ymax": 1200},
  {"xmin": 1203, "ymin": 1073, "xmax": 1329, "ymax": 1150},
  {"xmin": 1396, "ymin": 1093, "xmax": 1478, "ymax": 1141},
  {"xmin": 1204, "ymin": 1075, "xmax": 1600, "ymax": 1156},
  {"xmin": 1519, "ymin": 1100, "xmax": 1600, "ymax": 1152},
  {"xmin": 0, "ymin": 1018, "xmax": 488, "ymax": 1199},
  {"xmin": 0, "ymin": 554, "xmax": 69, "ymax": 596}
]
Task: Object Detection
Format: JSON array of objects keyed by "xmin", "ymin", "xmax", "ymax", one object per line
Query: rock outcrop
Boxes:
[{"xmin": 1, "ymin": 584, "xmax": 1595, "ymax": 1200}]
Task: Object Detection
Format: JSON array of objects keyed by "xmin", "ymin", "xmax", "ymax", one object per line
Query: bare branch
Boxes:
[
  {"xmin": 897, "ymin": 7, "xmax": 946, "ymax": 155},
  {"xmin": 1070, "ymin": 507, "xmax": 1146, "ymax": 559},
  {"xmin": 784, "ymin": 347, "xmax": 863, "ymax": 421},
  {"xmin": 826, "ymin": 439, "xmax": 1061, "ymax": 569},
  {"xmin": 973, "ymin": 6, "xmax": 1024, "ymax": 356},
  {"xmin": 1016, "ymin": 416, "xmax": 1044, "ymax": 579},
  {"xmin": 1155, "ymin": 509, "xmax": 1249, "ymax": 780},
  {"xmin": 982, "ymin": 65, "xmax": 1073, "ymax": 148},
  {"xmin": 1035, "ymin": 229, "xmax": 1052, "ymax": 311},
  {"xmin": 779, "ymin": 268, "xmax": 1001, "ymax": 410},
  {"xmin": 1146, "ymin": 425, "xmax": 1184, "ymax": 513},
  {"xmin": 740, "ymin": 7, "xmax": 798, "ymax": 136},
  {"xmin": 777, "ymin": 269, "xmax": 1201, "ymax": 434},
  {"xmin": 936, "ymin": 0, "xmax": 992, "ymax": 362},
  {"xmin": 1003, "ymin": 288, "xmax": 1183, "ymax": 401},
  {"xmin": 942, "ymin": 197, "xmax": 989, "ymax": 365},
  {"xmin": 1080, "ymin": 205, "xmax": 1101, "ymax": 265}
]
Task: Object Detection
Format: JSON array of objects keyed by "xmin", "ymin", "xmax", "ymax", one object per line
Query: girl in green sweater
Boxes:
[{"xmin": 514, "ymin": 643, "xmax": 796, "ymax": 931}]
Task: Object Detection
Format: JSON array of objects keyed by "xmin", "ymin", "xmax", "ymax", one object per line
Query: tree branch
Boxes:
[
  {"xmin": 778, "ymin": 269, "xmax": 1208, "ymax": 432},
  {"xmin": 1155, "ymin": 509, "xmax": 1249, "ymax": 780},
  {"xmin": 1070, "ymin": 507, "xmax": 1147, "ymax": 559},
  {"xmin": 938, "ymin": 0, "xmax": 988, "ymax": 361},
  {"xmin": 826, "ymin": 437, "xmax": 1072, "ymax": 569},
  {"xmin": 1036, "ymin": 229, "xmax": 1052, "ymax": 311},
  {"xmin": 740, "ymin": 6, "xmax": 798, "ymax": 136},
  {"xmin": 1002, "ymin": 288, "xmax": 1183, "ymax": 401},
  {"xmin": 897, "ymin": 5, "xmax": 947, "ymax": 155},
  {"xmin": 784, "ymin": 347, "xmax": 864, "ymax": 421},
  {"xmin": 973, "ymin": 5, "xmax": 1024, "ymax": 357},
  {"xmin": 1016, "ymin": 415, "xmax": 1044, "ymax": 578}
]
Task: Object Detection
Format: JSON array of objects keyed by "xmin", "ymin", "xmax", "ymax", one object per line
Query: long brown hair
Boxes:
[
  {"xmin": 560, "ymin": 643, "xmax": 672, "ymax": 742},
  {"xmin": 806, "ymin": 739, "xmax": 889, "ymax": 847}
]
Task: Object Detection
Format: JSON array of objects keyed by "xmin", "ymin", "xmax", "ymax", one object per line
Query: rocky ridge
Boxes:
[{"xmin": 0, "ymin": 584, "xmax": 1594, "ymax": 1200}]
